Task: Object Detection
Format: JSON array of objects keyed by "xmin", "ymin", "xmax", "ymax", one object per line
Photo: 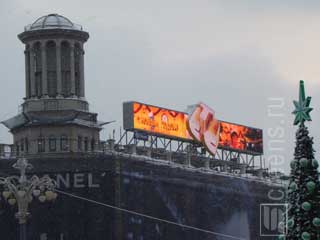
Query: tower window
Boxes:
[
  {"xmin": 46, "ymin": 41, "xmax": 57, "ymax": 97},
  {"xmin": 60, "ymin": 135, "xmax": 69, "ymax": 151},
  {"xmin": 34, "ymin": 42, "xmax": 42, "ymax": 98},
  {"xmin": 16, "ymin": 142, "xmax": 20, "ymax": 156},
  {"xmin": 49, "ymin": 136, "xmax": 57, "ymax": 152},
  {"xmin": 37, "ymin": 137, "xmax": 45, "ymax": 152},
  {"xmin": 61, "ymin": 41, "xmax": 71, "ymax": 97},
  {"xmin": 84, "ymin": 137, "xmax": 88, "ymax": 152},
  {"xmin": 20, "ymin": 139, "xmax": 24, "ymax": 152},
  {"xmin": 74, "ymin": 43, "xmax": 81, "ymax": 96},
  {"xmin": 25, "ymin": 45, "xmax": 31, "ymax": 99},
  {"xmin": 25, "ymin": 138, "xmax": 29, "ymax": 153},
  {"xmin": 78, "ymin": 136, "xmax": 83, "ymax": 151},
  {"xmin": 91, "ymin": 138, "xmax": 95, "ymax": 151}
]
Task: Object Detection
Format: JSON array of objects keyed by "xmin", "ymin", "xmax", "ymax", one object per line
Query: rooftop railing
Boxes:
[{"xmin": 24, "ymin": 23, "xmax": 83, "ymax": 31}]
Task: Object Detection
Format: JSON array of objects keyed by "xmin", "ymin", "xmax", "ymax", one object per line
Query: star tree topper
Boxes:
[{"xmin": 292, "ymin": 80, "xmax": 313, "ymax": 126}]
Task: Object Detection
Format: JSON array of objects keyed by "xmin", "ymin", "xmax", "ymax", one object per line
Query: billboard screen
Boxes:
[
  {"xmin": 123, "ymin": 102, "xmax": 191, "ymax": 140},
  {"xmin": 219, "ymin": 121, "xmax": 263, "ymax": 154},
  {"xmin": 187, "ymin": 103, "xmax": 220, "ymax": 155},
  {"xmin": 123, "ymin": 101, "xmax": 264, "ymax": 155}
]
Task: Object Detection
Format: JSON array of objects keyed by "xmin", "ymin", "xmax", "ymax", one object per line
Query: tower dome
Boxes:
[
  {"xmin": 27, "ymin": 14, "xmax": 82, "ymax": 31},
  {"xmin": 30, "ymin": 14, "xmax": 74, "ymax": 30}
]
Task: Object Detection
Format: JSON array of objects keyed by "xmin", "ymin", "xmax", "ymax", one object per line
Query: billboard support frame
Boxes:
[{"xmin": 115, "ymin": 129, "xmax": 266, "ymax": 174}]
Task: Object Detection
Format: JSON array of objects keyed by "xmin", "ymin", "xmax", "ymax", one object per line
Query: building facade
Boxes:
[
  {"xmin": 2, "ymin": 14, "xmax": 103, "ymax": 157},
  {"xmin": 0, "ymin": 14, "xmax": 286, "ymax": 240}
]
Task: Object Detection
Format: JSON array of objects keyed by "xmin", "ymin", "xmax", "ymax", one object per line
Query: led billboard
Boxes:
[
  {"xmin": 187, "ymin": 103, "xmax": 220, "ymax": 155},
  {"xmin": 123, "ymin": 102, "xmax": 191, "ymax": 140},
  {"xmin": 123, "ymin": 101, "xmax": 264, "ymax": 155},
  {"xmin": 219, "ymin": 121, "xmax": 263, "ymax": 154}
]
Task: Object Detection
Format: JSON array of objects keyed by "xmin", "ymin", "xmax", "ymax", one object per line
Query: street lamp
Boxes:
[{"xmin": 0, "ymin": 157, "xmax": 57, "ymax": 240}]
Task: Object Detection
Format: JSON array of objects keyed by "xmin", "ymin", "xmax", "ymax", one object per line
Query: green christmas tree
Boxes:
[{"xmin": 279, "ymin": 80, "xmax": 320, "ymax": 240}]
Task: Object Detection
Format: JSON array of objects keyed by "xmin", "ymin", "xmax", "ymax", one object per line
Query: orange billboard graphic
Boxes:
[
  {"xmin": 123, "ymin": 101, "xmax": 263, "ymax": 155},
  {"xmin": 130, "ymin": 102, "xmax": 191, "ymax": 140},
  {"xmin": 187, "ymin": 103, "xmax": 220, "ymax": 155},
  {"xmin": 219, "ymin": 121, "xmax": 263, "ymax": 154}
]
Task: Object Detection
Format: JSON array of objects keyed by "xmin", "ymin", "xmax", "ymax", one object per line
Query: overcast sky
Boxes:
[{"xmin": 1, "ymin": 0, "xmax": 320, "ymax": 173}]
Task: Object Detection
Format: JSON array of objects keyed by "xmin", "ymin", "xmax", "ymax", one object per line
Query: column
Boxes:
[
  {"xmin": 56, "ymin": 40, "xmax": 62, "ymax": 97},
  {"xmin": 146, "ymin": 148, "xmax": 152, "ymax": 157},
  {"xmin": 129, "ymin": 144, "xmax": 136, "ymax": 155},
  {"xmin": 24, "ymin": 48, "xmax": 30, "ymax": 99},
  {"xmin": 186, "ymin": 152, "xmax": 191, "ymax": 167},
  {"xmin": 240, "ymin": 165, "xmax": 246, "ymax": 174},
  {"xmin": 29, "ymin": 45, "xmax": 36, "ymax": 98},
  {"xmin": 70, "ymin": 42, "xmax": 76, "ymax": 96},
  {"xmin": 79, "ymin": 46, "xmax": 85, "ymax": 98},
  {"xmin": 41, "ymin": 41, "xmax": 48, "ymax": 97},
  {"xmin": 166, "ymin": 152, "xmax": 172, "ymax": 162},
  {"xmin": 107, "ymin": 139, "xmax": 115, "ymax": 151},
  {"xmin": 204, "ymin": 158, "xmax": 210, "ymax": 169},
  {"xmin": 185, "ymin": 144, "xmax": 191, "ymax": 167}
]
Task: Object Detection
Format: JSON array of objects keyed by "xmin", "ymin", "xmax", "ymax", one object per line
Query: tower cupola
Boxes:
[
  {"xmin": 19, "ymin": 13, "xmax": 89, "ymax": 112},
  {"xmin": 2, "ymin": 14, "xmax": 102, "ymax": 157}
]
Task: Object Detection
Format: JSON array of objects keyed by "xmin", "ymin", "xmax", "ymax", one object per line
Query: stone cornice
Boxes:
[{"xmin": 18, "ymin": 29, "xmax": 89, "ymax": 44}]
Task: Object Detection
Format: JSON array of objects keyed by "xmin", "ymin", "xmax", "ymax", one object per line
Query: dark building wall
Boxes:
[{"xmin": 0, "ymin": 154, "xmax": 284, "ymax": 240}]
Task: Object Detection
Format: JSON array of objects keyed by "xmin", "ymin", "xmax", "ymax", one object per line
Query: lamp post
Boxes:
[{"xmin": 0, "ymin": 157, "xmax": 57, "ymax": 240}]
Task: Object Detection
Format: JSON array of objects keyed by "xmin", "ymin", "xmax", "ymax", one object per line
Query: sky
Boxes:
[{"xmin": 1, "ymin": 0, "xmax": 320, "ymax": 173}]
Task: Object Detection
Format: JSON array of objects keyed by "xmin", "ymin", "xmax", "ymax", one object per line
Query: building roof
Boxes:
[
  {"xmin": 1, "ymin": 112, "xmax": 103, "ymax": 130},
  {"xmin": 25, "ymin": 13, "xmax": 83, "ymax": 31}
]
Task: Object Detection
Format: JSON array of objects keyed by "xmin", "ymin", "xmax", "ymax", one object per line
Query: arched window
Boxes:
[
  {"xmin": 33, "ymin": 42, "xmax": 42, "ymax": 98},
  {"xmin": 60, "ymin": 135, "xmax": 69, "ymax": 151},
  {"xmin": 74, "ymin": 43, "xmax": 81, "ymax": 97},
  {"xmin": 25, "ymin": 45, "xmax": 31, "ymax": 98},
  {"xmin": 46, "ymin": 41, "xmax": 57, "ymax": 97},
  {"xmin": 61, "ymin": 42, "xmax": 71, "ymax": 97},
  {"xmin": 49, "ymin": 135, "xmax": 57, "ymax": 152}
]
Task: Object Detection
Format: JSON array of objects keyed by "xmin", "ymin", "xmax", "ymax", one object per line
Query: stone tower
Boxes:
[{"xmin": 2, "ymin": 14, "xmax": 102, "ymax": 157}]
